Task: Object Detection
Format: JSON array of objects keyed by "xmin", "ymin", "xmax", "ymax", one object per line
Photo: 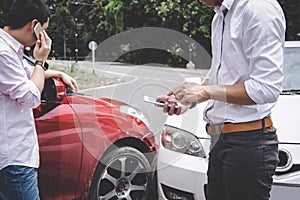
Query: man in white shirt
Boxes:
[
  {"xmin": 0, "ymin": 0, "xmax": 77, "ymax": 199},
  {"xmin": 158, "ymin": 0, "xmax": 286, "ymax": 199}
]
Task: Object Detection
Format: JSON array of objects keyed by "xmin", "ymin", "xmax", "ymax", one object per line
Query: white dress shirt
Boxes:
[
  {"xmin": 204, "ymin": 0, "xmax": 286, "ymax": 124},
  {"xmin": 0, "ymin": 28, "xmax": 41, "ymax": 170}
]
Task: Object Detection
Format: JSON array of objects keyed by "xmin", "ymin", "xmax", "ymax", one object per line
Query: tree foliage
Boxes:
[
  {"xmin": 0, "ymin": 0, "xmax": 299, "ymax": 65},
  {"xmin": 279, "ymin": 0, "xmax": 300, "ymax": 40}
]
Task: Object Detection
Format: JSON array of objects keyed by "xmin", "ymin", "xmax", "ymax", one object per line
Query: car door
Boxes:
[{"xmin": 34, "ymin": 79, "xmax": 83, "ymax": 200}]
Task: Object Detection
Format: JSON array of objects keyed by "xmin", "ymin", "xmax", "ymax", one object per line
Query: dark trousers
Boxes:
[{"xmin": 206, "ymin": 128, "xmax": 279, "ymax": 200}]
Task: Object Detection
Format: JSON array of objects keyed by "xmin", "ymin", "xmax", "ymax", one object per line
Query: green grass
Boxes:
[{"xmin": 49, "ymin": 63, "xmax": 121, "ymax": 90}]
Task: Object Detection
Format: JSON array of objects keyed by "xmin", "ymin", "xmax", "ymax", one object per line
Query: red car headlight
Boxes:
[{"xmin": 120, "ymin": 106, "xmax": 150, "ymax": 128}]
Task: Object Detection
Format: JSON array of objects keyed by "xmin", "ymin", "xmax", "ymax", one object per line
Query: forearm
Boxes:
[
  {"xmin": 206, "ymin": 82, "xmax": 256, "ymax": 105},
  {"xmin": 45, "ymin": 69, "xmax": 78, "ymax": 92},
  {"xmin": 45, "ymin": 69, "xmax": 63, "ymax": 79},
  {"xmin": 30, "ymin": 65, "xmax": 45, "ymax": 93}
]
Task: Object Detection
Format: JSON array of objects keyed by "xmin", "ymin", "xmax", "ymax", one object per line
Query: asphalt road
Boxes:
[{"xmin": 76, "ymin": 62, "xmax": 208, "ymax": 139}]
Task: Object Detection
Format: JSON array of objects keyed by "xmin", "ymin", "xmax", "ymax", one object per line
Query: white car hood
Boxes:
[
  {"xmin": 166, "ymin": 94, "xmax": 300, "ymax": 143},
  {"xmin": 165, "ymin": 102, "xmax": 209, "ymax": 138},
  {"xmin": 272, "ymin": 94, "xmax": 300, "ymax": 143}
]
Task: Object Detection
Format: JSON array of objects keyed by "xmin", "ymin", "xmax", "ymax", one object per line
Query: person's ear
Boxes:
[{"xmin": 30, "ymin": 19, "xmax": 39, "ymax": 33}]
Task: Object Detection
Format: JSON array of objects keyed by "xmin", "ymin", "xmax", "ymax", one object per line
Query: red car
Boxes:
[{"xmin": 25, "ymin": 56, "xmax": 157, "ymax": 200}]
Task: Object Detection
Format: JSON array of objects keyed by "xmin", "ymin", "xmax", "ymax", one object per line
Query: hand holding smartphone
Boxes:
[
  {"xmin": 144, "ymin": 96, "xmax": 179, "ymax": 112},
  {"xmin": 33, "ymin": 21, "xmax": 52, "ymax": 62}
]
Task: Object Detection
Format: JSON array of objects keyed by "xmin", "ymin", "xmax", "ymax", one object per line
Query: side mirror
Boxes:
[{"xmin": 41, "ymin": 78, "xmax": 57, "ymax": 102}]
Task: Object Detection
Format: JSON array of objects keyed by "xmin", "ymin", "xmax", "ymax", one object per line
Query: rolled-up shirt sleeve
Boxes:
[
  {"xmin": 243, "ymin": 3, "xmax": 285, "ymax": 104},
  {"xmin": 0, "ymin": 51, "xmax": 41, "ymax": 108}
]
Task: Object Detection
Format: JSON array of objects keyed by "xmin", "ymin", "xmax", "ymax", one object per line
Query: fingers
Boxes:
[
  {"xmin": 61, "ymin": 74, "xmax": 78, "ymax": 93},
  {"xmin": 167, "ymin": 90, "xmax": 174, "ymax": 96},
  {"xmin": 163, "ymin": 102, "xmax": 170, "ymax": 113},
  {"xmin": 68, "ymin": 82, "xmax": 76, "ymax": 92},
  {"xmin": 72, "ymin": 79, "xmax": 79, "ymax": 93},
  {"xmin": 34, "ymin": 30, "xmax": 52, "ymax": 61},
  {"xmin": 169, "ymin": 86, "xmax": 191, "ymax": 104},
  {"xmin": 69, "ymin": 78, "xmax": 78, "ymax": 93},
  {"xmin": 159, "ymin": 83, "xmax": 202, "ymax": 115},
  {"xmin": 162, "ymin": 102, "xmax": 181, "ymax": 115},
  {"xmin": 156, "ymin": 95, "xmax": 170, "ymax": 102},
  {"xmin": 172, "ymin": 82, "xmax": 194, "ymax": 97},
  {"xmin": 40, "ymin": 30, "xmax": 52, "ymax": 50},
  {"xmin": 169, "ymin": 82, "xmax": 203, "ymax": 106},
  {"xmin": 171, "ymin": 84, "xmax": 187, "ymax": 101}
]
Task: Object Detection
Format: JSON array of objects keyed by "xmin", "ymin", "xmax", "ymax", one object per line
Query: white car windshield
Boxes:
[{"xmin": 283, "ymin": 47, "xmax": 300, "ymax": 92}]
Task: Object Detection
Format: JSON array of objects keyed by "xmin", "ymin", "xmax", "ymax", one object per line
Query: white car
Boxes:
[{"xmin": 157, "ymin": 41, "xmax": 300, "ymax": 200}]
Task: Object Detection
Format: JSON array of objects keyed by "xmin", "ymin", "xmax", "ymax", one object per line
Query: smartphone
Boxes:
[
  {"xmin": 144, "ymin": 96, "xmax": 179, "ymax": 112},
  {"xmin": 34, "ymin": 22, "xmax": 43, "ymax": 39},
  {"xmin": 144, "ymin": 96, "xmax": 165, "ymax": 107}
]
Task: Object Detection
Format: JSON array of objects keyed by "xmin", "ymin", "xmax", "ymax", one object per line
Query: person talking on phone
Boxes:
[
  {"xmin": 158, "ymin": 0, "xmax": 286, "ymax": 199},
  {"xmin": 0, "ymin": 0, "xmax": 77, "ymax": 199}
]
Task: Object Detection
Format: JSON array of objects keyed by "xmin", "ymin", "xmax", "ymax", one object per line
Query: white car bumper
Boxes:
[
  {"xmin": 270, "ymin": 143, "xmax": 300, "ymax": 200},
  {"xmin": 271, "ymin": 181, "xmax": 300, "ymax": 200},
  {"xmin": 157, "ymin": 142, "xmax": 300, "ymax": 200},
  {"xmin": 157, "ymin": 145, "xmax": 208, "ymax": 200}
]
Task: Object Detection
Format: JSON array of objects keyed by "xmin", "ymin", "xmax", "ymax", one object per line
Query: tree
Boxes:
[
  {"xmin": 279, "ymin": 0, "xmax": 300, "ymax": 40},
  {"xmin": 0, "ymin": 0, "xmax": 13, "ymax": 27},
  {"xmin": 1, "ymin": 0, "xmax": 299, "ymax": 65}
]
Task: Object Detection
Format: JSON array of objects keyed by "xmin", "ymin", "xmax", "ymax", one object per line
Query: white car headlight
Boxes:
[
  {"xmin": 120, "ymin": 106, "xmax": 150, "ymax": 128},
  {"xmin": 162, "ymin": 125, "xmax": 206, "ymax": 158}
]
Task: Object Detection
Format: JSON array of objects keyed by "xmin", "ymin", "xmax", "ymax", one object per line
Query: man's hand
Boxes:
[
  {"xmin": 157, "ymin": 81, "xmax": 211, "ymax": 116},
  {"xmin": 171, "ymin": 82, "xmax": 210, "ymax": 105},
  {"xmin": 33, "ymin": 30, "xmax": 52, "ymax": 61},
  {"xmin": 60, "ymin": 72, "xmax": 78, "ymax": 93},
  {"xmin": 156, "ymin": 94, "xmax": 189, "ymax": 116},
  {"xmin": 45, "ymin": 70, "xmax": 78, "ymax": 93}
]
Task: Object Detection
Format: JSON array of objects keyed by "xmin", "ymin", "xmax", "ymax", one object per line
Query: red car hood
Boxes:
[{"xmin": 66, "ymin": 94, "xmax": 154, "ymax": 159}]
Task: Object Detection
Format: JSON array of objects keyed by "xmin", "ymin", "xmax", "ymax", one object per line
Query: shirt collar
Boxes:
[
  {"xmin": 214, "ymin": 0, "xmax": 235, "ymax": 16},
  {"xmin": 0, "ymin": 28, "xmax": 24, "ymax": 56}
]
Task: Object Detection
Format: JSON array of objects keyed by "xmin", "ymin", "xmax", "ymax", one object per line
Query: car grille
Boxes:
[{"xmin": 161, "ymin": 184, "xmax": 195, "ymax": 200}]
